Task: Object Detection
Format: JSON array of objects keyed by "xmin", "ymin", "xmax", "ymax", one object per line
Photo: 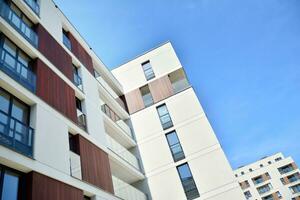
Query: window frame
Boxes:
[
  {"xmin": 141, "ymin": 60, "xmax": 155, "ymax": 81},
  {"xmin": 140, "ymin": 84, "xmax": 154, "ymax": 107},
  {"xmin": 165, "ymin": 130, "xmax": 185, "ymax": 162},
  {"xmin": 156, "ymin": 104, "xmax": 173, "ymax": 130}
]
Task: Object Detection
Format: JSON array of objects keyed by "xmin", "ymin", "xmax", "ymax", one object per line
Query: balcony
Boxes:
[
  {"xmin": 168, "ymin": 68, "xmax": 190, "ymax": 94},
  {"xmin": 112, "ymin": 176, "xmax": 147, "ymax": 200},
  {"xmin": 102, "ymin": 104, "xmax": 134, "ymax": 139},
  {"xmin": 69, "ymin": 151, "xmax": 82, "ymax": 179},
  {"xmin": 0, "ymin": 110, "xmax": 34, "ymax": 157},
  {"xmin": 0, "ymin": 0, "xmax": 38, "ymax": 47},
  {"xmin": 279, "ymin": 164, "xmax": 295, "ymax": 174},
  {"xmin": 0, "ymin": 46, "xmax": 36, "ymax": 92},
  {"xmin": 106, "ymin": 135, "xmax": 141, "ymax": 171},
  {"xmin": 23, "ymin": 0, "xmax": 40, "ymax": 16},
  {"xmin": 77, "ymin": 110, "xmax": 87, "ymax": 131}
]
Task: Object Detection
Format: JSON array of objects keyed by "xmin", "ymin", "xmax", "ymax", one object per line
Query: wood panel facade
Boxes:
[
  {"xmin": 26, "ymin": 171, "xmax": 83, "ymax": 200},
  {"xmin": 75, "ymin": 134, "xmax": 114, "ymax": 193},
  {"xmin": 148, "ymin": 75, "xmax": 173, "ymax": 103},
  {"xmin": 69, "ymin": 33, "xmax": 94, "ymax": 74},
  {"xmin": 36, "ymin": 24, "xmax": 73, "ymax": 80},
  {"xmin": 33, "ymin": 59, "xmax": 77, "ymax": 123},
  {"xmin": 125, "ymin": 89, "xmax": 145, "ymax": 114}
]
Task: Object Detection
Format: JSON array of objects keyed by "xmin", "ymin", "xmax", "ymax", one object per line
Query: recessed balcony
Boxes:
[{"xmin": 0, "ymin": 0, "xmax": 38, "ymax": 47}]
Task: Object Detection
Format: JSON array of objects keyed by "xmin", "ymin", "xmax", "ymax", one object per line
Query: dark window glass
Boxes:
[
  {"xmin": 142, "ymin": 61, "xmax": 155, "ymax": 80},
  {"xmin": 62, "ymin": 30, "xmax": 71, "ymax": 50},
  {"xmin": 11, "ymin": 99, "xmax": 29, "ymax": 124},
  {"xmin": 177, "ymin": 163, "xmax": 199, "ymax": 200},
  {"xmin": 1, "ymin": 170, "xmax": 20, "ymax": 200},
  {"xmin": 75, "ymin": 97, "xmax": 82, "ymax": 111},
  {"xmin": 140, "ymin": 85, "xmax": 153, "ymax": 107},
  {"xmin": 0, "ymin": 90, "xmax": 10, "ymax": 113},
  {"xmin": 157, "ymin": 104, "xmax": 173, "ymax": 130},
  {"xmin": 166, "ymin": 131, "xmax": 185, "ymax": 162}
]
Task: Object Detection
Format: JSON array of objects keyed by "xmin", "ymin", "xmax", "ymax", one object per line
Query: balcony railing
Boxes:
[
  {"xmin": 0, "ymin": 47, "xmax": 36, "ymax": 92},
  {"xmin": 101, "ymin": 104, "xmax": 134, "ymax": 139},
  {"xmin": 69, "ymin": 151, "xmax": 82, "ymax": 179},
  {"xmin": 0, "ymin": 0, "xmax": 38, "ymax": 47},
  {"xmin": 23, "ymin": 0, "xmax": 40, "ymax": 16},
  {"xmin": 73, "ymin": 73, "xmax": 83, "ymax": 91},
  {"xmin": 0, "ymin": 110, "xmax": 34, "ymax": 157},
  {"xmin": 171, "ymin": 78, "xmax": 190, "ymax": 94},
  {"xmin": 106, "ymin": 135, "xmax": 140, "ymax": 171},
  {"xmin": 77, "ymin": 111, "xmax": 87, "ymax": 131},
  {"xmin": 112, "ymin": 176, "xmax": 147, "ymax": 200},
  {"xmin": 279, "ymin": 164, "xmax": 295, "ymax": 174}
]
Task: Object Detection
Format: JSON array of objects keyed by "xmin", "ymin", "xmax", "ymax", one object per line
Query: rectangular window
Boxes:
[
  {"xmin": 166, "ymin": 131, "xmax": 185, "ymax": 162},
  {"xmin": 288, "ymin": 172, "xmax": 300, "ymax": 183},
  {"xmin": 140, "ymin": 85, "xmax": 153, "ymax": 107},
  {"xmin": 157, "ymin": 104, "xmax": 173, "ymax": 130},
  {"xmin": 142, "ymin": 61, "xmax": 155, "ymax": 80},
  {"xmin": 257, "ymin": 183, "xmax": 273, "ymax": 194},
  {"xmin": 244, "ymin": 191, "xmax": 252, "ymax": 199},
  {"xmin": 290, "ymin": 184, "xmax": 300, "ymax": 194},
  {"xmin": 168, "ymin": 68, "xmax": 190, "ymax": 93},
  {"xmin": 252, "ymin": 175, "xmax": 264, "ymax": 185},
  {"xmin": 73, "ymin": 65, "xmax": 83, "ymax": 91},
  {"xmin": 0, "ymin": 36, "xmax": 36, "ymax": 92},
  {"xmin": 0, "ymin": 88, "xmax": 34, "ymax": 157},
  {"xmin": 177, "ymin": 163, "xmax": 200, "ymax": 200},
  {"xmin": 63, "ymin": 29, "xmax": 72, "ymax": 50},
  {"xmin": 278, "ymin": 163, "xmax": 295, "ymax": 174},
  {"xmin": 262, "ymin": 194, "xmax": 274, "ymax": 200}
]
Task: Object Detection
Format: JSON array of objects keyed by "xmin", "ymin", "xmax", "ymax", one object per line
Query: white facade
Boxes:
[
  {"xmin": 235, "ymin": 153, "xmax": 300, "ymax": 200},
  {"xmin": 112, "ymin": 43, "xmax": 244, "ymax": 200}
]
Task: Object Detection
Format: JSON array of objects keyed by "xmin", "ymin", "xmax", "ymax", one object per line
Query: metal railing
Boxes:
[
  {"xmin": 0, "ymin": 0, "xmax": 38, "ymax": 47},
  {"xmin": 106, "ymin": 135, "xmax": 141, "ymax": 171},
  {"xmin": 112, "ymin": 176, "xmax": 147, "ymax": 200},
  {"xmin": 77, "ymin": 112, "xmax": 87, "ymax": 131},
  {"xmin": 23, "ymin": 0, "xmax": 40, "ymax": 16},
  {"xmin": 0, "ymin": 47, "xmax": 36, "ymax": 92},
  {"xmin": 101, "ymin": 104, "xmax": 134, "ymax": 139},
  {"xmin": 0, "ymin": 110, "xmax": 34, "ymax": 157}
]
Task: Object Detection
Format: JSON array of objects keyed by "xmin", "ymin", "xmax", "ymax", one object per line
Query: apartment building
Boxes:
[
  {"xmin": 0, "ymin": 0, "xmax": 244, "ymax": 199},
  {"xmin": 235, "ymin": 153, "xmax": 300, "ymax": 200}
]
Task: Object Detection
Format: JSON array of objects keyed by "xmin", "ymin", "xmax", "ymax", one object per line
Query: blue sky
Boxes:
[{"xmin": 54, "ymin": 0, "xmax": 300, "ymax": 169}]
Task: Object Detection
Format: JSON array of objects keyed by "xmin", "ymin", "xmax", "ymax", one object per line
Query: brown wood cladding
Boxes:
[
  {"xmin": 69, "ymin": 33, "xmax": 94, "ymax": 74},
  {"xmin": 26, "ymin": 171, "xmax": 83, "ymax": 200},
  {"xmin": 36, "ymin": 24, "xmax": 73, "ymax": 80},
  {"xmin": 33, "ymin": 59, "xmax": 77, "ymax": 123},
  {"xmin": 148, "ymin": 75, "xmax": 174, "ymax": 103},
  {"xmin": 125, "ymin": 88, "xmax": 145, "ymax": 114},
  {"xmin": 75, "ymin": 134, "xmax": 114, "ymax": 193}
]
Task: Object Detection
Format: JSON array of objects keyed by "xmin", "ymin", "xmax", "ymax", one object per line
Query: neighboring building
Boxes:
[
  {"xmin": 235, "ymin": 153, "xmax": 300, "ymax": 200},
  {"xmin": 112, "ymin": 43, "xmax": 244, "ymax": 200},
  {"xmin": 0, "ymin": 0, "xmax": 244, "ymax": 200}
]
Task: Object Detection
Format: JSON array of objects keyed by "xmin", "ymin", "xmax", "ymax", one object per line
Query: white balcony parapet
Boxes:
[
  {"xmin": 69, "ymin": 151, "xmax": 82, "ymax": 179},
  {"xmin": 106, "ymin": 135, "xmax": 140, "ymax": 171},
  {"xmin": 116, "ymin": 120, "xmax": 132, "ymax": 138},
  {"xmin": 112, "ymin": 176, "xmax": 147, "ymax": 200}
]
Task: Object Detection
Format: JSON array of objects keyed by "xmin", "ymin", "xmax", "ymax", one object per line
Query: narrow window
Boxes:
[
  {"xmin": 73, "ymin": 65, "xmax": 83, "ymax": 91},
  {"xmin": 166, "ymin": 131, "xmax": 185, "ymax": 162},
  {"xmin": 156, "ymin": 104, "xmax": 173, "ymax": 130},
  {"xmin": 177, "ymin": 163, "xmax": 200, "ymax": 200},
  {"xmin": 75, "ymin": 97, "xmax": 82, "ymax": 112},
  {"xmin": 62, "ymin": 29, "xmax": 71, "ymax": 50},
  {"xmin": 244, "ymin": 191, "xmax": 252, "ymax": 199},
  {"xmin": 140, "ymin": 85, "xmax": 153, "ymax": 107},
  {"xmin": 142, "ymin": 61, "xmax": 155, "ymax": 80}
]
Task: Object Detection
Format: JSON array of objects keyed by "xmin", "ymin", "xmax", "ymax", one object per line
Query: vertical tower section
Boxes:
[{"xmin": 112, "ymin": 42, "xmax": 244, "ymax": 200}]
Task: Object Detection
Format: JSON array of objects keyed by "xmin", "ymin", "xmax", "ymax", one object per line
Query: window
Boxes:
[
  {"xmin": 241, "ymin": 171, "xmax": 245, "ymax": 175},
  {"xmin": 84, "ymin": 196, "xmax": 91, "ymax": 200},
  {"xmin": 23, "ymin": 0, "xmax": 40, "ymax": 15},
  {"xmin": 0, "ymin": 88, "xmax": 33, "ymax": 157},
  {"xmin": 73, "ymin": 65, "xmax": 83, "ymax": 91},
  {"xmin": 244, "ymin": 191, "xmax": 252, "ymax": 199},
  {"xmin": 0, "ymin": 166, "xmax": 24, "ymax": 200},
  {"xmin": 177, "ymin": 163, "xmax": 200, "ymax": 200},
  {"xmin": 290, "ymin": 184, "xmax": 300, "ymax": 194},
  {"xmin": 142, "ymin": 61, "xmax": 155, "ymax": 80},
  {"xmin": 166, "ymin": 131, "xmax": 185, "ymax": 162},
  {"xmin": 168, "ymin": 68, "xmax": 189, "ymax": 93},
  {"xmin": 63, "ymin": 29, "xmax": 71, "ymax": 50},
  {"xmin": 157, "ymin": 104, "xmax": 173, "ymax": 130},
  {"xmin": 278, "ymin": 164, "xmax": 295, "ymax": 174},
  {"xmin": 257, "ymin": 183, "xmax": 273, "ymax": 194},
  {"xmin": 253, "ymin": 175, "xmax": 264, "ymax": 185},
  {"xmin": 140, "ymin": 85, "xmax": 153, "ymax": 107},
  {"xmin": 75, "ymin": 97, "xmax": 82, "ymax": 112},
  {"xmin": 275, "ymin": 157, "xmax": 282, "ymax": 162},
  {"xmin": 0, "ymin": 36, "xmax": 35, "ymax": 92},
  {"xmin": 268, "ymin": 161, "xmax": 272, "ymax": 164},
  {"xmin": 260, "ymin": 164, "xmax": 264, "ymax": 168},
  {"xmin": 249, "ymin": 168, "xmax": 253, "ymax": 172},
  {"xmin": 288, "ymin": 172, "xmax": 300, "ymax": 183},
  {"xmin": 262, "ymin": 194, "xmax": 274, "ymax": 200},
  {"xmin": 276, "ymin": 191, "xmax": 282, "ymax": 198}
]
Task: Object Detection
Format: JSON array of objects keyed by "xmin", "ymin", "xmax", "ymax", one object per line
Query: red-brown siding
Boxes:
[
  {"xmin": 26, "ymin": 171, "xmax": 83, "ymax": 200},
  {"xmin": 69, "ymin": 33, "xmax": 94, "ymax": 74},
  {"xmin": 75, "ymin": 134, "xmax": 114, "ymax": 193},
  {"xmin": 36, "ymin": 24, "xmax": 73, "ymax": 80},
  {"xmin": 33, "ymin": 59, "xmax": 77, "ymax": 123}
]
